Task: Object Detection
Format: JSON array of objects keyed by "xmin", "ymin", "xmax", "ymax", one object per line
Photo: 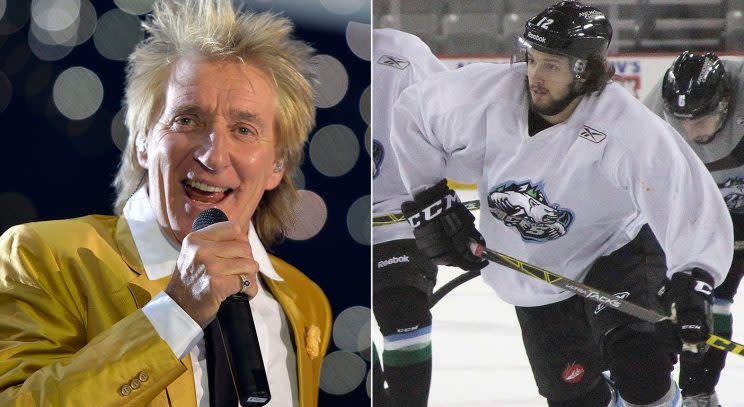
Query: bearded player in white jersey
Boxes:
[
  {"xmin": 372, "ymin": 28, "xmax": 447, "ymax": 407},
  {"xmin": 390, "ymin": 2, "xmax": 733, "ymax": 406},
  {"xmin": 644, "ymin": 51, "xmax": 744, "ymax": 407}
]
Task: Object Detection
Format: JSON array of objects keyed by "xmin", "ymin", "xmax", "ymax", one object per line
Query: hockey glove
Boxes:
[
  {"xmin": 401, "ymin": 179, "xmax": 488, "ymax": 271},
  {"xmin": 662, "ymin": 270, "xmax": 714, "ymax": 362}
]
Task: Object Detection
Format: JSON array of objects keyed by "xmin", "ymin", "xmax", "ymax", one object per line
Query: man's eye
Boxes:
[
  {"xmin": 177, "ymin": 117, "xmax": 193, "ymax": 125},
  {"xmin": 237, "ymin": 126, "xmax": 256, "ymax": 137}
]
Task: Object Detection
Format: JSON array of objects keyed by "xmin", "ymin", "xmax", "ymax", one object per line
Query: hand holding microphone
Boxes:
[
  {"xmin": 165, "ymin": 208, "xmax": 271, "ymax": 407},
  {"xmin": 165, "ymin": 209, "xmax": 259, "ymax": 327}
]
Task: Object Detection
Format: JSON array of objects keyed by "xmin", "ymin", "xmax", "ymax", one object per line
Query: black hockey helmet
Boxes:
[
  {"xmin": 521, "ymin": 1, "xmax": 612, "ymax": 63},
  {"xmin": 662, "ymin": 51, "xmax": 728, "ymax": 119}
]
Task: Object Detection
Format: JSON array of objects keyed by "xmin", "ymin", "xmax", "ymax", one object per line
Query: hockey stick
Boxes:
[
  {"xmin": 430, "ymin": 270, "xmax": 481, "ymax": 308},
  {"xmin": 472, "ymin": 243, "xmax": 744, "ymax": 358},
  {"xmin": 427, "ymin": 240, "xmax": 744, "ymax": 309}
]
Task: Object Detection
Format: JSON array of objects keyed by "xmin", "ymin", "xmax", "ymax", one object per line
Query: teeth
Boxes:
[{"xmin": 185, "ymin": 180, "xmax": 227, "ymax": 193}]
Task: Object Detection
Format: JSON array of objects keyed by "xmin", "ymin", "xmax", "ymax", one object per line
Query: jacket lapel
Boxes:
[{"xmin": 262, "ymin": 274, "xmax": 316, "ymax": 407}]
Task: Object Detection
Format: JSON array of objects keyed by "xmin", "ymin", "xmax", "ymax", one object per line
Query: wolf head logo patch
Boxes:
[{"xmin": 487, "ymin": 181, "xmax": 574, "ymax": 242}]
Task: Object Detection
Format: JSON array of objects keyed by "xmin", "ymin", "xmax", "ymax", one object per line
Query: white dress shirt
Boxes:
[{"xmin": 124, "ymin": 187, "xmax": 298, "ymax": 406}]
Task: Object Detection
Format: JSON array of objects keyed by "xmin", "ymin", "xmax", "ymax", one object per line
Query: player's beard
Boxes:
[{"xmin": 527, "ymin": 80, "xmax": 578, "ymax": 116}]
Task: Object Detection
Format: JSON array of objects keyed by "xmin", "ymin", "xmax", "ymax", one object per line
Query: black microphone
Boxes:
[{"xmin": 193, "ymin": 208, "xmax": 271, "ymax": 407}]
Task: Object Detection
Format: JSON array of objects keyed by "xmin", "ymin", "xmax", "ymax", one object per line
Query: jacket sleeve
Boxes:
[{"xmin": 0, "ymin": 225, "xmax": 187, "ymax": 406}]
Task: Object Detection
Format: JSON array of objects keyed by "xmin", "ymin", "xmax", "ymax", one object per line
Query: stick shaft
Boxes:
[{"xmin": 477, "ymin": 245, "xmax": 744, "ymax": 358}]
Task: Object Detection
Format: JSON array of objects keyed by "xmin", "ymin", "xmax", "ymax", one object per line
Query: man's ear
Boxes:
[
  {"xmin": 265, "ymin": 159, "xmax": 284, "ymax": 190},
  {"xmin": 135, "ymin": 134, "xmax": 148, "ymax": 169}
]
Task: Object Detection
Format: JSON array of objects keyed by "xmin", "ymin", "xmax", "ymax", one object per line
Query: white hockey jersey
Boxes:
[
  {"xmin": 644, "ymin": 59, "xmax": 744, "ymax": 239},
  {"xmin": 372, "ymin": 28, "xmax": 447, "ymax": 244},
  {"xmin": 391, "ymin": 62, "xmax": 733, "ymax": 307}
]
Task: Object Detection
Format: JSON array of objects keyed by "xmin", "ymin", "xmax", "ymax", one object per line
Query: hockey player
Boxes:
[
  {"xmin": 372, "ymin": 28, "xmax": 447, "ymax": 406},
  {"xmin": 390, "ymin": 2, "xmax": 733, "ymax": 406},
  {"xmin": 644, "ymin": 51, "xmax": 744, "ymax": 407}
]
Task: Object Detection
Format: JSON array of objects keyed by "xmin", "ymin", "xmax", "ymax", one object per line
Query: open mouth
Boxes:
[{"xmin": 182, "ymin": 179, "xmax": 234, "ymax": 204}]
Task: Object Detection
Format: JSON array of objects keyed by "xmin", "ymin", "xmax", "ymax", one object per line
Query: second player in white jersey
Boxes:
[{"xmin": 372, "ymin": 28, "xmax": 447, "ymax": 407}]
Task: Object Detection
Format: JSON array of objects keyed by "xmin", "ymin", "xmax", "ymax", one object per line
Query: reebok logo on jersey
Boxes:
[
  {"xmin": 594, "ymin": 291, "xmax": 630, "ymax": 314},
  {"xmin": 578, "ymin": 125, "xmax": 607, "ymax": 143},
  {"xmin": 377, "ymin": 55, "xmax": 410, "ymax": 70},
  {"xmin": 527, "ymin": 32, "xmax": 546, "ymax": 43},
  {"xmin": 561, "ymin": 362, "xmax": 585, "ymax": 384},
  {"xmin": 378, "ymin": 255, "xmax": 410, "ymax": 269}
]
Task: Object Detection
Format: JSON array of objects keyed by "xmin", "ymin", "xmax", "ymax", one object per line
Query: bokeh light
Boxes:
[
  {"xmin": 28, "ymin": 28, "xmax": 73, "ymax": 61},
  {"xmin": 30, "ymin": 17, "xmax": 77, "ymax": 46},
  {"xmin": 346, "ymin": 21, "xmax": 370, "ymax": 61},
  {"xmin": 333, "ymin": 305, "xmax": 371, "ymax": 352},
  {"xmin": 115, "ymin": 0, "xmax": 156, "ymax": 15},
  {"xmin": 358, "ymin": 319, "xmax": 371, "ymax": 360},
  {"xmin": 31, "ymin": 0, "xmax": 80, "ymax": 32},
  {"xmin": 53, "ymin": 66, "xmax": 103, "ymax": 120},
  {"xmin": 312, "ymin": 54, "xmax": 348, "ymax": 108},
  {"xmin": 111, "ymin": 108, "xmax": 128, "ymax": 151},
  {"xmin": 309, "ymin": 124, "xmax": 360, "ymax": 177},
  {"xmin": 319, "ymin": 351, "xmax": 367, "ymax": 395},
  {"xmin": 70, "ymin": 0, "xmax": 97, "ymax": 46},
  {"xmin": 359, "ymin": 85, "xmax": 370, "ymax": 125},
  {"xmin": 347, "ymin": 195, "xmax": 370, "ymax": 245},
  {"xmin": 364, "ymin": 127, "xmax": 371, "ymax": 156},
  {"xmin": 93, "ymin": 9, "xmax": 143, "ymax": 61},
  {"xmin": 284, "ymin": 189, "xmax": 328, "ymax": 241},
  {"xmin": 26, "ymin": 0, "xmax": 96, "ymax": 47},
  {"xmin": 320, "ymin": 0, "xmax": 366, "ymax": 16},
  {"xmin": 366, "ymin": 370, "xmax": 371, "ymax": 398}
]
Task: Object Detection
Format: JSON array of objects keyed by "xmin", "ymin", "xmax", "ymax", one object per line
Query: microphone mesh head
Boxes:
[{"xmin": 192, "ymin": 208, "xmax": 229, "ymax": 232}]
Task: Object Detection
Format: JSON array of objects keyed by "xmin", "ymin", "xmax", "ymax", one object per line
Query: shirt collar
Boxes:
[{"xmin": 123, "ymin": 187, "xmax": 283, "ymax": 282}]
